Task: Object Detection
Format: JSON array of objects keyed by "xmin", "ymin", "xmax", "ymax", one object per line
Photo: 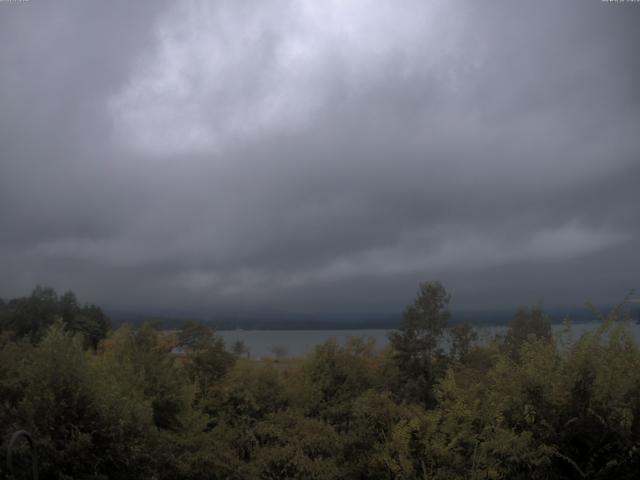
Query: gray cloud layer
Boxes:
[{"xmin": 1, "ymin": 0, "xmax": 639, "ymax": 318}]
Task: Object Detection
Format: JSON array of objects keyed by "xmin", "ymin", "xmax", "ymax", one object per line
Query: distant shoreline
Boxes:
[{"xmin": 108, "ymin": 305, "xmax": 638, "ymax": 331}]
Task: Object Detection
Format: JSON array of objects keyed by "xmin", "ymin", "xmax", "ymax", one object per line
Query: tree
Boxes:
[
  {"xmin": 251, "ymin": 411, "xmax": 342, "ymax": 480},
  {"xmin": 177, "ymin": 321, "xmax": 236, "ymax": 399},
  {"xmin": 178, "ymin": 320, "xmax": 214, "ymax": 351},
  {"xmin": 232, "ymin": 340, "xmax": 249, "ymax": 357},
  {"xmin": 2, "ymin": 286, "xmax": 60, "ymax": 341},
  {"xmin": 105, "ymin": 323, "xmax": 193, "ymax": 431},
  {"xmin": 504, "ymin": 305, "xmax": 552, "ymax": 360},
  {"xmin": 0, "ymin": 287, "xmax": 110, "ymax": 347},
  {"xmin": 59, "ymin": 290, "xmax": 79, "ymax": 322},
  {"xmin": 69, "ymin": 304, "xmax": 111, "ymax": 349},
  {"xmin": 294, "ymin": 338, "xmax": 378, "ymax": 429},
  {"xmin": 389, "ymin": 281, "xmax": 451, "ymax": 406},
  {"xmin": 448, "ymin": 322, "xmax": 478, "ymax": 363},
  {"xmin": 207, "ymin": 361, "xmax": 288, "ymax": 423}
]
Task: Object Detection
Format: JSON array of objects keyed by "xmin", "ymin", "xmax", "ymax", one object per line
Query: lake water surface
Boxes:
[{"xmin": 218, "ymin": 321, "xmax": 640, "ymax": 359}]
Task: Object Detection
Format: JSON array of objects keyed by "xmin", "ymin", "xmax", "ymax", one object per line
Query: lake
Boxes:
[{"xmin": 218, "ymin": 321, "xmax": 640, "ymax": 359}]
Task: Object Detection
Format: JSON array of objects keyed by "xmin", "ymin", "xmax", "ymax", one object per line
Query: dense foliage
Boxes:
[{"xmin": 1, "ymin": 284, "xmax": 640, "ymax": 479}]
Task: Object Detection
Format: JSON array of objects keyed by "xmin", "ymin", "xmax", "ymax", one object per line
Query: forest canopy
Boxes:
[{"xmin": 1, "ymin": 284, "xmax": 640, "ymax": 479}]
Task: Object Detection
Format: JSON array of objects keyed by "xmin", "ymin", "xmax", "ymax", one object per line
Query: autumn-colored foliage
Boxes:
[{"xmin": 1, "ymin": 285, "xmax": 640, "ymax": 479}]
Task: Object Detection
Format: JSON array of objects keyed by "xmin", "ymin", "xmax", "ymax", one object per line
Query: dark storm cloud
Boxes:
[{"xmin": 0, "ymin": 0, "xmax": 638, "ymax": 318}]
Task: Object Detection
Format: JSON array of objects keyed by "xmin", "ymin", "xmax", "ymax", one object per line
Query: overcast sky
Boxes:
[{"xmin": 1, "ymin": 0, "xmax": 638, "ymax": 320}]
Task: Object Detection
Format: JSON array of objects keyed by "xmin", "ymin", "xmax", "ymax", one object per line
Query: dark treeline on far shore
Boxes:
[{"xmin": 1, "ymin": 283, "xmax": 640, "ymax": 479}]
